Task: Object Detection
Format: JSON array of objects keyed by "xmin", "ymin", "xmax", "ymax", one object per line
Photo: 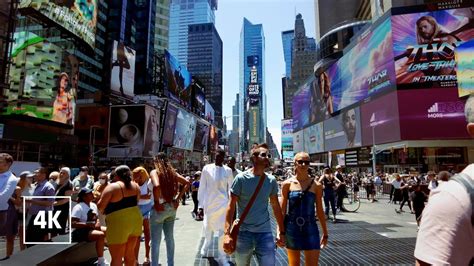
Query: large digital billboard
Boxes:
[
  {"xmin": 162, "ymin": 104, "xmax": 178, "ymax": 146},
  {"xmin": 143, "ymin": 106, "xmax": 161, "ymax": 157},
  {"xmin": 455, "ymin": 39, "xmax": 474, "ymax": 97},
  {"xmin": 327, "ymin": 17, "xmax": 396, "ymax": 113},
  {"xmin": 111, "ymin": 41, "xmax": 136, "ymax": 97},
  {"xmin": 2, "ymin": 31, "xmax": 78, "ymax": 126},
  {"xmin": 324, "ymin": 107, "xmax": 362, "ymax": 151},
  {"xmin": 164, "ymin": 50, "xmax": 192, "ymax": 108},
  {"xmin": 361, "ymin": 91, "xmax": 401, "ymax": 146},
  {"xmin": 108, "ymin": 105, "xmax": 145, "ymax": 157},
  {"xmin": 292, "ymin": 78, "xmax": 312, "ymax": 131},
  {"xmin": 392, "ymin": 7, "xmax": 474, "ymax": 89},
  {"xmin": 281, "ymin": 119, "xmax": 294, "ymax": 158},
  {"xmin": 191, "ymin": 79, "xmax": 206, "ymax": 116},
  {"xmin": 205, "ymin": 100, "xmax": 215, "ymax": 124},
  {"xmin": 398, "ymin": 88, "xmax": 470, "ymax": 140},
  {"xmin": 303, "ymin": 122, "xmax": 324, "ymax": 154},
  {"xmin": 193, "ymin": 121, "xmax": 210, "ymax": 152},
  {"xmin": 293, "ymin": 130, "xmax": 304, "ymax": 153},
  {"xmin": 173, "ymin": 108, "xmax": 197, "ymax": 151},
  {"xmin": 19, "ymin": 0, "xmax": 98, "ymax": 48}
]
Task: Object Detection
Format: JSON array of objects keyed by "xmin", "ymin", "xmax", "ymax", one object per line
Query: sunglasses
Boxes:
[
  {"xmin": 296, "ymin": 160, "xmax": 310, "ymax": 166},
  {"xmin": 254, "ymin": 152, "xmax": 271, "ymax": 159}
]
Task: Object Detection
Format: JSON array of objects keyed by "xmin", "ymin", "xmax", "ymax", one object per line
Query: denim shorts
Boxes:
[
  {"xmin": 139, "ymin": 202, "xmax": 153, "ymax": 219},
  {"xmin": 285, "ymin": 215, "xmax": 320, "ymax": 250}
]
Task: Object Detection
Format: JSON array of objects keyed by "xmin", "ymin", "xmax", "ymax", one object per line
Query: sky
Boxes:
[{"xmin": 215, "ymin": 0, "xmax": 316, "ymax": 154}]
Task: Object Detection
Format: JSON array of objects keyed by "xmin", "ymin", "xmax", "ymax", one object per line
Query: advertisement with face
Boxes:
[
  {"xmin": 361, "ymin": 91, "xmax": 401, "ymax": 146},
  {"xmin": 455, "ymin": 39, "xmax": 474, "ymax": 97},
  {"xmin": 164, "ymin": 50, "xmax": 192, "ymax": 107},
  {"xmin": 108, "ymin": 105, "xmax": 145, "ymax": 157},
  {"xmin": 398, "ymin": 88, "xmax": 470, "ymax": 140},
  {"xmin": 111, "ymin": 41, "xmax": 136, "ymax": 97},
  {"xmin": 324, "ymin": 107, "xmax": 362, "ymax": 151},
  {"xmin": 293, "ymin": 130, "xmax": 304, "ymax": 153},
  {"xmin": 193, "ymin": 121, "xmax": 210, "ymax": 152},
  {"xmin": 143, "ymin": 106, "xmax": 161, "ymax": 157},
  {"xmin": 3, "ymin": 31, "xmax": 78, "ymax": 126},
  {"xmin": 303, "ymin": 123, "xmax": 324, "ymax": 154},
  {"xmin": 173, "ymin": 108, "xmax": 197, "ymax": 151},
  {"xmin": 281, "ymin": 119, "xmax": 294, "ymax": 156},
  {"xmin": 328, "ymin": 17, "xmax": 396, "ymax": 113},
  {"xmin": 162, "ymin": 104, "xmax": 178, "ymax": 146},
  {"xmin": 19, "ymin": 0, "xmax": 98, "ymax": 48},
  {"xmin": 392, "ymin": 7, "xmax": 474, "ymax": 89},
  {"xmin": 209, "ymin": 125, "xmax": 218, "ymax": 151},
  {"xmin": 292, "ymin": 79, "xmax": 312, "ymax": 131}
]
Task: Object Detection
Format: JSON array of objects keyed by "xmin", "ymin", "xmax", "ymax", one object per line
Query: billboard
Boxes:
[
  {"xmin": 398, "ymin": 88, "xmax": 470, "ymax": 140},
  {"xmin": 292, "ymin": 78, "xmax": 312, "ymax": 131},
  {"xmin": 248, "ymin": 67, "xmax": 260, "ymax": 105},
  {"xmin": 111, "ymin": 41, "xmax": 136, "ymax": 97},
  {"xmin": 361, "ymin": 91, "xmax": 401, "ymax": 146},
  {"xmin": 281, "ymin": 119, "xmax": 294, "ymax": 155},
  {"xmin": 19, "ymin": 0, "xmax": 98, "ymax": 48},
  {"xmin": 303, "ymin": 122, "xmax": 324, "ymax": 154},
  {"xmin": 2, "ymin": 31, "xmax": 78, "ymax": 126},
  {"xmin": 248, "ymin": 107, "xmax": 260, "ymax": 144},
  {"xmin": 293, "ymin": 130, "xmax": 304, "ymax": 153},
  {"xmin": 193, "ymin": 121, "xmax": 210, "ymax": 152},
  {"xmin": 143, "ymin": 106, "xmax": 161, "ymax": 157},
  {"xmin": 392, "ymin": 7, "xmax": 474, "ymax": 89},
  {"xmin": 327, "ymin": 17, "xmax": 396, "ymax": 113},
  {"xmin": 162, "ymin": 104, "xmax": 178, "ymax": 146},
  {"xmin": 191, "ymin": 80, "xmax": 206, "ymax": 116},
  {"xmin": 173, "ymin": 108, "xmax": 197, "ymax": 151},
  {"xmin": 164, "ymin": 50, "xmax": 192, "ymax": 107},
  {"xmin": 209, "ymin": 125, "xmax": 218, "ymax": 151},
  {"xmin": 456, "ymin": 39, "xmax": 474, "ymax": 97},
  {"xmin": 108, "ymin": 105, "xmax": 145, "ymax": 157},
  {"xmin": 205, "ymin": 100, "xmax": 215, "ymax": 123},
  {"xmin": 324, "ymin": 107, "xmax": 362, "ymax": 151}
]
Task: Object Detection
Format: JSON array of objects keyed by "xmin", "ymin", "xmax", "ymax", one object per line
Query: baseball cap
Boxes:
[
  {"xmin": 194, "ymin": 171, "xmax": 202, "ymax": 176},
  {"xmin": 20, "ymin": 171, "xmax": 35, "ymax": 178},
  {"xmin": 78, "ymin": 187, "xmax": 93, "ymax": 201}
]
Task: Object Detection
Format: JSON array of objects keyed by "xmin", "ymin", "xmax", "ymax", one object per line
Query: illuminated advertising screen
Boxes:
[
  {"xmin": 209, "ymin": 125, "xmax": 218, "ymax": 151},
  {"xmin": 392, "ymin": 7, "xmax": 474, "ymax": 89},
  {"xmin": 193, "ymin": 121, "xmax": 210, "ymax": 152},
  {"xmin": 361, "ymin": 91, "xmax": 401, "ymax": 146},
  {"xmin": 2, "ymin": 31, "xmax": 78, "ymax": 126},
  {"xmin": 249, "ymin": 107, "xmax": 260, "ymax": 143},
  {"xmin": 303, "ymin": 122, "xmax": 324, "ymax": 154},
  {"xmin": 324, "ymin": 107, "xmax": 362, "ymax": 151},
  {"xmin": 108, "ymin": 105, "xmax": 146, "ymax": 157},
  {"xmin": 398, "ymin": 88, "xmax": 469, "ymax": 140},
  {"xmin": 143, "ymin": 106, "xmax": 161, "ymax": 157},
  {"xmin": 293, "ymin": 129, "xmax": 304, "ymax": 153},
  {"xmin": 292, "ymin": 78, "xmax": 312, "ymax": 131},
  {"xmin": 455, "ymin": 39, "xmax": 474, "ymax": 97},
  {"xmin": 111, "ymin": 41, "xmax": 136, "ymax": 97},
  {"xmin": 327, "ymin": 17, "xmax": 396, "ymax": 113},
  {"xmin": 205, "ymin": 100, "xmax": 215, "ymax": 123},
  {"xmin": 19, "ymin": 0, "xmax": 98, "ymax": 48},
  {"xmin": 281, "ymin": 119, "xmax": 294, "ymax": 154},
  {"xmin": 162, "ymin": 104, "xmax": 178, "ymax": 146},
  {"xmin": 173, "ymin": 108, "xmax": 197, "ymax": 151},
  {"xmin": 164, "ymin": 50, "xmax": 192, "ymax": 107},
  {"xmin": 248, "ymin": 67, "xmax": 260, "ymax": 105},
  {"xmin": 191, "ymin": 80, "xmax": 206, "ymax": 116}
]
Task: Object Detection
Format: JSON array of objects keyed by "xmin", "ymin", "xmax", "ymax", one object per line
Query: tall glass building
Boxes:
[
  {"xmin": 155, "ymin": 0, "xmax": 170, "ymax": 54},
  {"xmin": 281, "ymin": 30, "xmax": 294, "ymax": 78},
  {"xmin": 169, "ymin": 0, "xmax": 217, "ymax": 66},
  {"xmin": 239, "ymin": 18, "xmax": 266, "ymax": 153}
]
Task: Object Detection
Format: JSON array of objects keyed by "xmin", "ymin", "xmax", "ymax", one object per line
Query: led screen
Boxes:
[
  {"xmin": 303, "ymin": 122, "xmax": 324, "ymax": 154},
  {"xmin": 324, "ymin": 107, "xmax": 362, "ymax": 151},
  {"xmin": 111, "ymin": 41, "xmax": 136, "ymax": 97},
  {"xmin": 173, "ymin": 108, "xmax": 197, "ymax": 151},
  {"xmin": 162, "ymin": 104, "xmax": 178, "ymax": 146},
  {"xmin": 164, "ymin": 50, "xmax": 192, "ymax": 108},
  {"xmin": 292, "ymin": 78, "xmax": 312, "ymax": 131},
  {"xmin": 281, "ymin": 119, "xmax": 294, "ymax": 155},
  {"xmin": 108, "ymin": 105, "xmax": 146, "ymax": 157},
  {"xmin": 455, "ymin": 39, "xmax": 474, "ymax": 97},
  {"xmin": 193, "ymin": 121, "xmax": 210, "ymax": 152}
]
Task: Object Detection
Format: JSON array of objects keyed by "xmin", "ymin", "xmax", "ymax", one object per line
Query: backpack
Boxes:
[{"xmin": 451, "ymin": 173, "xmax": 474, "ymax": 226}]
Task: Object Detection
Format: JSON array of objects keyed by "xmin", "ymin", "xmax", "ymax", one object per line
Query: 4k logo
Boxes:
[{"xmin": 33, "ymin": 210, "xmax": 62, "ymax": 229}]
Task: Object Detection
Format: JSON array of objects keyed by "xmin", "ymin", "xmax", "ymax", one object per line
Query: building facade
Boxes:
[
  {"xmin": 155, "ymin": 0, "xmax": 171, "ymax": 54},
  {"xmin": 281, "ymin": 30, "xmax": 294, "ymax": 78}
]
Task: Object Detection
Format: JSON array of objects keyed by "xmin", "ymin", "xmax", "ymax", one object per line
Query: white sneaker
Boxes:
[
  {"xmin": 200, "ymin": 246, "xmax": 208, "ymax": 257},
  {"xmin": 95, "ymin": 257, "xmax": 109, "ymax": 266}
]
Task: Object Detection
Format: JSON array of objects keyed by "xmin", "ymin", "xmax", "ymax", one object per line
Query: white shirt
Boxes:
[
  {"xmin": 138, "ymin": 179, "xmax": 153, "ymax": 205},
  {"xmin": 428, "ymin": 180, "xmax": 438, "ymax": 190},
  {"xmin": 0, "ymin": 171, "xmax": 18, "ymax": 211},
  {"xmin": 391, "ymin": 179, "xmax": 402, "ymax": 189},
  {"xmin": 71, "ymin": 202, "xmax": 99, "ymax": 230},
  {"xmin": 414, "ymin": 164, "xmax": 474, "ymax": 265}
]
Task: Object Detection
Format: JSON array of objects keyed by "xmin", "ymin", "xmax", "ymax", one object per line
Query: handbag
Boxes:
[{"xmin": 226, "ymin": 175, "xmax": 266, "ymax": 254}]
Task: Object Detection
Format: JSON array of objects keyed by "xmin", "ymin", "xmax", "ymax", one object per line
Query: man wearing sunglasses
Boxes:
[{"xmin": 223, "ymin": 143, "xmax": 285, "ymax": 266}]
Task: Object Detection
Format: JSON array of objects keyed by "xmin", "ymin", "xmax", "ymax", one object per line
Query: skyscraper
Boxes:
[
  {"xmin": 169, "ymin": 0, "xmax": 217, "ymax": 66},
  {"xmin": 240, "ymin": 18, "xmax": 265, "ymax": 153},
  {"xmin": 154, "ymin": 0, "xmax": 171, "ymax": 54},
  {"xmin": 187, "ymin": 23, "xmax": 223, "ymax": 127},
  {"xmin": 281, "ymin": 30, "xmax": 294, "ymax": 78}
]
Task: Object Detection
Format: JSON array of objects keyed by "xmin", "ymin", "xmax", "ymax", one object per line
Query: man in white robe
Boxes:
[{"xmin": 198, "ymin": 149, "xmax": 233, "ymax": 266}]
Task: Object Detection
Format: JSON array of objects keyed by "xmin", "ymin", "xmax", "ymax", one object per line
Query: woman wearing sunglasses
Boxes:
[{"xmin": 280, "ymin": 152, "xmax": 328, "ymax": 266}]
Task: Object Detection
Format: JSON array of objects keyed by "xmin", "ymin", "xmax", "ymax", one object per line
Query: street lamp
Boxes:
[{"xmin": 372, "ymin": 124, "xmax": 376, "ymax": 175}]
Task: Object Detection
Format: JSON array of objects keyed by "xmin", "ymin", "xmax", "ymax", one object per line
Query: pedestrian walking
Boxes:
[
  {"xmin": 191, "ymin": 171, "xmax": 201, "ymax": 220},
  {"xmin": 396, "ymin": 175, "xmax": 413, "ymax": 214},
  {"xmin": 52, "ymin": 167, "xmax": 73, "ymax": 236},
  {"xmin": 409, "ymin": 181, "xmax": 427, "ymax": 228},
  {"xmin": 0, "ymin": 153, "xmax": 18, "ymax": 232},
  {"xmin": 390, "ymin": 174, "xmax": 403, "ymax": 204},
  {"xmin": 318, "ymin": 168, "xmax": 341, "ymax": 222}
]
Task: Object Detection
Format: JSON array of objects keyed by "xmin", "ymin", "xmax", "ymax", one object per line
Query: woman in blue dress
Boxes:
[{"xmin": 280, "ymin": 152, "xmax": 329, "ymax": 265}]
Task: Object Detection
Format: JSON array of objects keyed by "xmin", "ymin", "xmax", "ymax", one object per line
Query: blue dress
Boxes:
[{"xmin": 285, "ymin": 190, "xmax": 320, "ymax": 250}]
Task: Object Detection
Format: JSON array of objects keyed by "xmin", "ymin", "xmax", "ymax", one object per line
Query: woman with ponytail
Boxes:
[
  {"xmin": 98, "ymin": 165, "xmax": 143, "ymax": 266},
  {"xmin": 149, "ymin": 153, "xmax": 190, "ymax": 266}
]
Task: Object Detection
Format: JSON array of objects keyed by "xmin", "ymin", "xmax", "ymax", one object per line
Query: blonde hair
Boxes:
[{"xmin": 132, "ymin": 166, "xmax": 149, "ymax": 182}]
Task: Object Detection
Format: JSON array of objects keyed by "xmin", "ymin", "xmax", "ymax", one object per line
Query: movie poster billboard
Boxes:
[
  {"xmin": 327, "ymin": 17, "xmax": 396, "ymax": 113},
  {"xmin": 293, "ymin": 130, "xmax": 304, "ymax": 153},
  {"xmin": 292, "ymin": 78, "xmax": 312, "ymax": 131},
  {"xmin": 193, "ymin": 121, "xmax": 210, "ymax": 152},
  {"xmin": 19, "ymin": 0, "xmax": 98, "ymax": 48},
  {"xmin": 392, "ymin": 7, "xmax": 474, "ymax": 89},
  {"xmin": 111, "ymin": 41, "xmax": 136, "ymax": 97},
  {"xmin": 209, "ymin": 125, "xmax": 218, "ymax": 151},
  {"xmin": 2, "ymin": 31, "xmax": 78, "ymax": 126},
  {"xmin": 324, "ymin": 107, "xmax": 362, "ymax": 151},
  {"xmin": 143, "ymin": 106, "xmax": 161, "ymax": 157},
  {"xmin": 281, "ymin": 119, "xmax": 294, "ymax": 155},
  {"xmin": 398, "ymin": 88, "xmax": 469, "ymax": 140},
  {"xmin": 456, "ymin": 39, "xmax": 474, "ymax": 97},
  {"xmin": 361, "ymin": 91, "xmax": 401, "ymax": 146},
  {"xmin": 173, "ymin": 108, "xmax": 197, "ymax": 151},
  {"xmin": 164, "ymin": 50, "xmax": 192, "ymax": 107},
  {"xmin": 303, "ymin": 122, "xmax": 324, "ymax": 154},
  {"xmin": 205, "ymin": 100, "xmax": 215, "ymax": 123},
  {"xmin": 162, "ymin": 104, "xmax": 178, "ymax": 146},
  {"xmin": 108, "ymin": 105, "xmax": 145, "ymax": 157}
]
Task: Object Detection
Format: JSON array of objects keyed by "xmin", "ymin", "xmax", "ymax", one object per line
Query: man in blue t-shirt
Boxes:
[{"xmin": 223, "ymin": 143, "xmax": 285, "ymax": 266}]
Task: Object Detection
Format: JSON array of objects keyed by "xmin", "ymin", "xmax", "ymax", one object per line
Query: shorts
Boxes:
[
  {"xmin": 138, "ymin": 202, "xmax": 153, "ymax": 219},
  {"xmin": 105, "ymin": 206, "xmax": 143, "ymax": 245},
  {"xmin": 285, "ymin": 215, "xmax": 320, "ymax": 250},
  {"xmin": 0, "ymin": 203, "xmax": 18, "ymax": 237},
  {"xmin": 72, "ymin": 228, "xmax": 93, "ymax": 242}
]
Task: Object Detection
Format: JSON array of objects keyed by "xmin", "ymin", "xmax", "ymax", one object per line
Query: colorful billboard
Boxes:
[
  {"xmin": 303, "ymin": 122, "xmax": 324, "ymax": 154},
  {"xmin": 456, "ymin": 39, "xmax": 474, "ymax": 97},
  {"xmin": 209, "ymin": 125, "xmax": 218, "ymax": 151},
  {"xmin": 281, "ymin": 119, "xmax": 294, "ymax": 157},
  {"xmin": 111, "ymin": 41, "xmax": 136, "ymax": 97},
  {"xmin": 193, "ymin": 121, "xmax": 210, "ymax": 152},
  {"xmin": 293, "ymin": 130, "xmax": 304, "ymax": 153},
  {"xmin": 324, "ymin": 107, "xmax": 362, "ymax": 151},
  {"xmin": 191, "ymin": 79, "xmax": 205, "ymax": 116},
  {"xmin": 205, "ymin": 100, "xmax": 215, "ymax": 124},
  {"xmin": 19, "ymin": 0, "xmax": 98, "ymax": 48},
  {"xmin": 361, "ymin": 91, "xmax": 401, "ymax": 146},
  {"xmin": 173, "ymin": 108, "xmax": 197, "ymax": 151},
  {"xmin": 162, "ymin": 104, "xmax": 178, "ymax": 146},
  {"xmin": 108, "ymin": 105, "xmax": 146, "ymax": 157},
  {"xmin": 392, "ymin": 7, "xmax": 474, "ymax": 89},
  {"xmin": 398, "ymin": 88, "xmax": 470, "ymax": 140},
  {"xmin": 292, "ymin": 78, "xmax": 312, "ymax": 131},
  {"xmin": 2, "ymin": 31, "xmax": 78, "ymax": 126},
  {"xmin": 164, "ymin": 50, "xmax": 192, "ymax": 107},
  {"xmin": 143, "ymin": 106, "xmax": 161, "ymax": 157},
  {"xmin": 327, "ymin": 17, "xmax": 396, "ymax": 113}
]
